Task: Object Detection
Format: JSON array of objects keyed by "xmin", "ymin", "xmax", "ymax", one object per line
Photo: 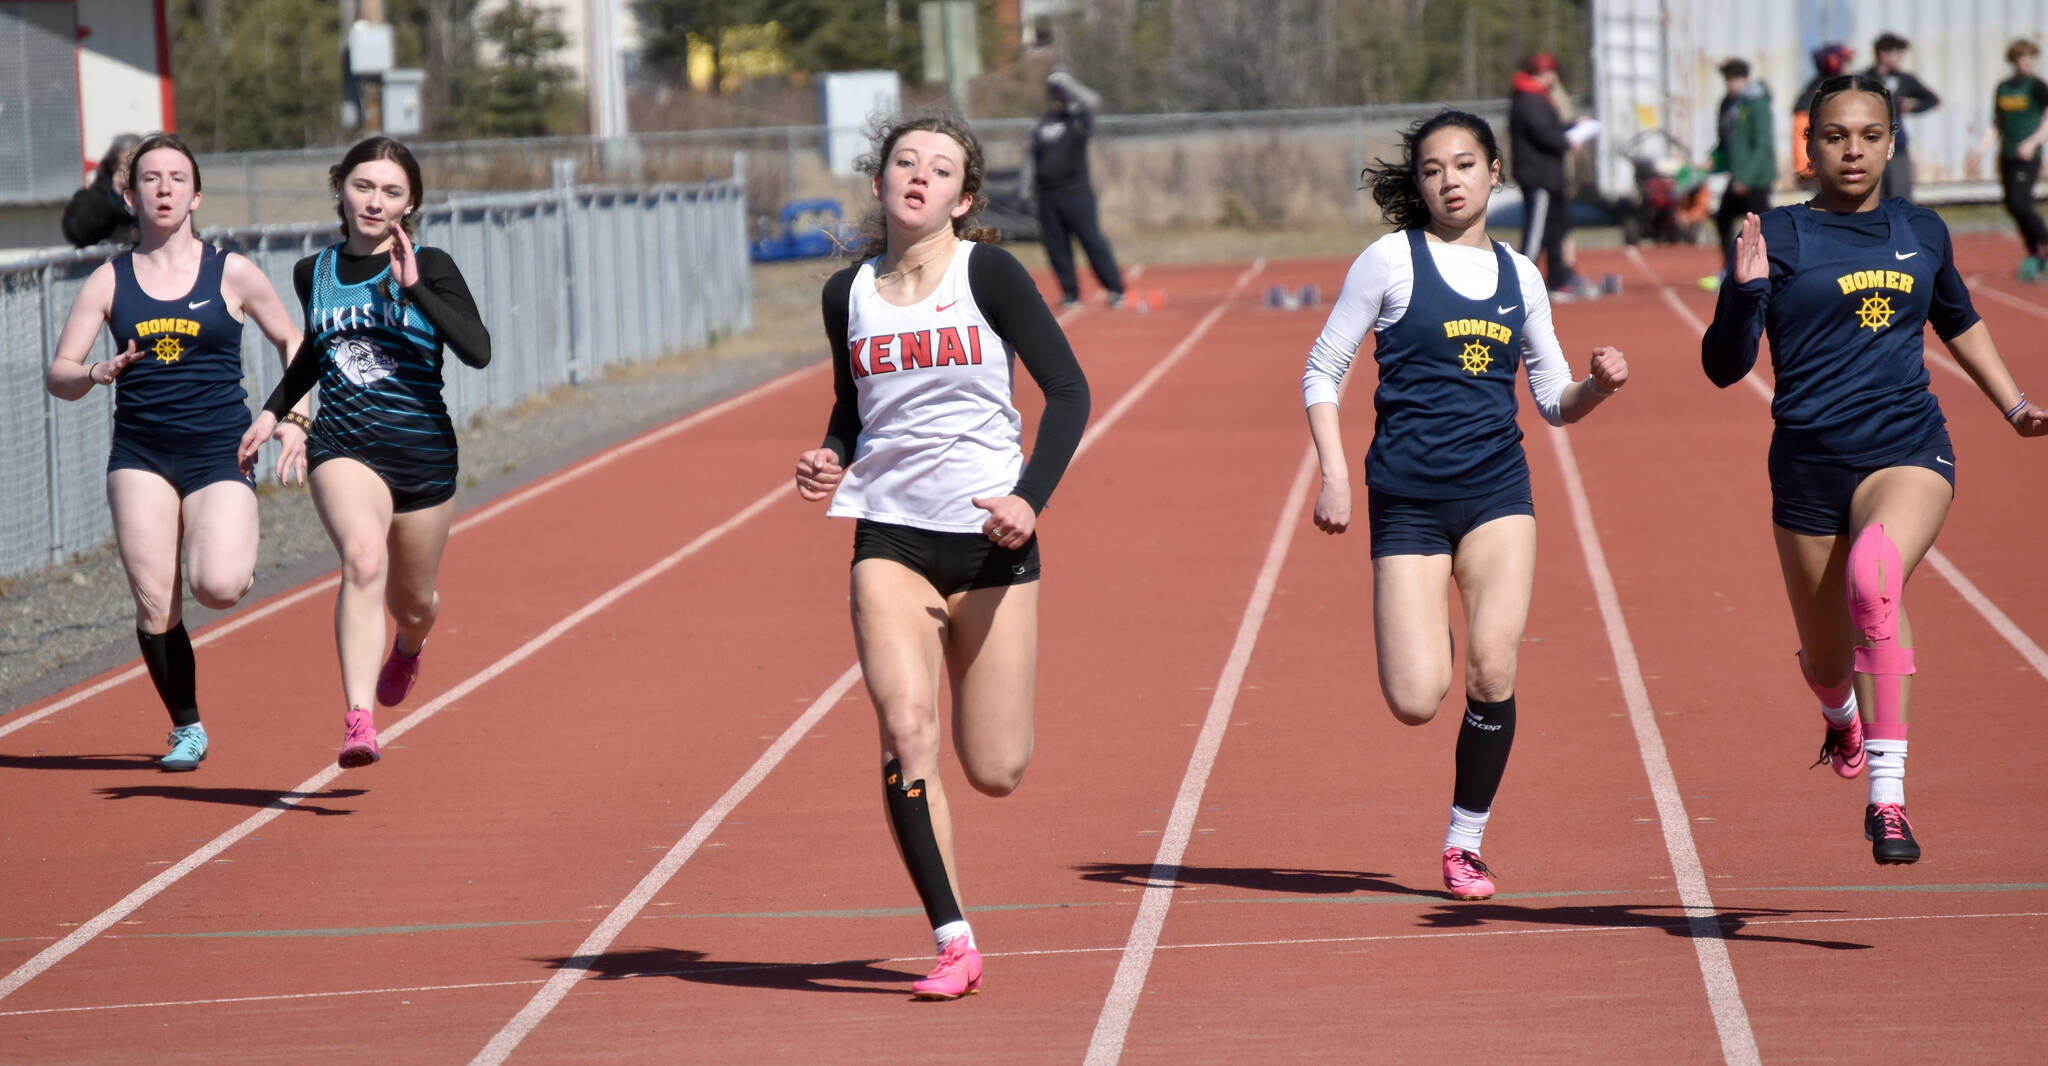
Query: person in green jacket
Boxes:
[
  {"xmin": 1711, "ymin": 58, "xmax": 1776, "ymax": 279},
  {"xmin": 1970, "ymin": 39, "xmax": 2048, "ymax": 281}
]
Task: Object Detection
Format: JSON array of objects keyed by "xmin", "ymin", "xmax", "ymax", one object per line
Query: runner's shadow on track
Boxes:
[
  {"xmin": 95, "ymin": 785, "xmax": 369, "ymax": 815},
  {"xmin": 1416, "ymin": 902, "xmax": 1872, "ymax": 950},
  {"xmin": 0, "ymin": 752, "xmax": 163, "ymax": 771},
  {"xmin": 1076, "ymin": 862, "xmax": 1419, "ymax": 896},
  {"xmin": 536, "ymin": 946, "xmax": 914, "ymax": 996}
]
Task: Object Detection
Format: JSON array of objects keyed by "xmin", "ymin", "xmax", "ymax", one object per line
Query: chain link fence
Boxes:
[{"xmin": 0, "ymin": 179, "xmax": 750, "ymax": 580}]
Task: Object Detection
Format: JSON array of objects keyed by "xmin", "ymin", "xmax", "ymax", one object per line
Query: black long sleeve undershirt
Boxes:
[
  {"xmin": 264, "ymin": 245, "xmax": 490, "ymax": 416},
  {"xmin": 819, "ymin": 242, "xmax": 1091, "ymax": 514}
]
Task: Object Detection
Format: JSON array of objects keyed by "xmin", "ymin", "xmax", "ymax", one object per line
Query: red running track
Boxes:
[{"xmin": 2, "ymin": 235, "xmax": 2044, "ymax": 1065}]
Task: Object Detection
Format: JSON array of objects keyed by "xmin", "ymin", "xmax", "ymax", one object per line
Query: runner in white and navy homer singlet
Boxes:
[
  {"xmin": 44, "ymin": 132, "xmax": 308, "ymax": 771},
  {"xmin": 1301, "ymin": 110, "xmax": 1630, "ymax": 901},
  {"xmin": 240, "ymin": 136, "xmax": 492, "ymax": 771},
  {"xmin": 793, "ymin": 112, "xmax": 1089, "ymax": 1000},
  {"xmin": 1702, "ymin": 74, "xmax": 2048, "ymax": 866}
]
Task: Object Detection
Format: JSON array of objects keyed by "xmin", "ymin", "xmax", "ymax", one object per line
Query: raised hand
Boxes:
[
  {"xmin": 1733, "ymin": 212, "xmax": 1768, "ymax": 285},
  {"xmin": 1589, "ymin": 346, "xmax": 1629, "ymax": 395},
  {"xmin": 89, "ymin": 339, "xmax": 144, "ymax": 385},
  {"xmin": 387, "ymin": 232, "xmax": 420, "ymax": 289}
]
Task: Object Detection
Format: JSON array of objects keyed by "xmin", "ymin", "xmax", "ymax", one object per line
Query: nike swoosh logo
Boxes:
[
  {"xmin": 935, "ymin": 300, "xmax": 959, "ymax": 312},
  {"xmin": 1498, "ymin": 305, "xmax": 1517, "ymax": 314},
  {"xmin": 1935, "ymin": 456, "xmax": 1953, "ymax": 466},
  {"xmin": 1894, "ymin": 251, "xmax": 1918, "ymax": 260},
  {"xmin": 188, "ymin": 300, "xmax": 211, "ymax": 309}
]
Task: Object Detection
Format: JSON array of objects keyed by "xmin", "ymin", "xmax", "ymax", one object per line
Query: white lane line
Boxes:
[
  {"xmin": 1625, "ymin": 246, "xmax": 2048, "ymax": 682},
  {"xmin": 1083, "ymin": 438, "xmax": 1318, "ymax": 1066},
  {"xmin": 1546, "ymin": 424, "xmax": 1761, "ymax": 1066},
  {"xmin": 0, "ymin": 486, "xmax": 788, "ymax": 1007},
  {"xmin": 26, "ymin": 907, "xmax": 2043, "ymax": 1020},
  {"xmin": 0, "ymin": 364, "xmax": 818, "ymax": 736},
  {"xmin": 468, "ymin": 663, "xmax": 863, "ymax": 1066},
  {"xmin": 470, "ymin": 261, "xmax": 1265, "ymax": 1065},
  {"xmin": 1971, "ymin": 283, "xmax": 2048, "ymax": 321}
]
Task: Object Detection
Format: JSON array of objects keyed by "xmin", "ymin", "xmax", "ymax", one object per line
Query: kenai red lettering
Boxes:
[
  {"xmin": 935, "ymin": 327, "xmax": 968, "ymax": 367},
  {"xmin": 967, "ymin": 325, "xmax": 983, "ymax": 365},
  {"xmin": 868, "ymin": 334, "xmax": 897, "ymax": 374},
  {"xmin": 898, "ymin": 331, "xmax": 933, "ymax": 369},
  {"xmin": 848, "ymin": 337, "xmax": 870, "ymax": 378}
]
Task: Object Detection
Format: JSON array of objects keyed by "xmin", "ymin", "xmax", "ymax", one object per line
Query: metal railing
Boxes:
[{"xmin": 0, "ymin": 179, "xmax": 751, "ymax": 579}]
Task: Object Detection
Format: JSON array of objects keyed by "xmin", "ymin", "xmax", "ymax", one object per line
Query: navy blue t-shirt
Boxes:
[
  {"xmin": 107, "ymin": 245, "xmax": 248, "ymax": 446},
  {"xmin": 1702, "ymin": 199, "xmax": 1979, "ymax": 464},
  {"xmin": 1365, "ymin": 228, "xmax": 1530, "ymax": 498}
]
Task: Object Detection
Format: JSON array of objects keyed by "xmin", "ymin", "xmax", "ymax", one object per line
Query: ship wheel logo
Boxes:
[
  {"xmin": 151, "ymin": 336, "xmax": 183, "ymax": 364},
  {"xmin": 1856, "ymin": 294, "xmax": 1895, "ymax": 332},
  {"xmin": 1458, "ymin": 340, "xmax": 1494, "ymax": 376}
]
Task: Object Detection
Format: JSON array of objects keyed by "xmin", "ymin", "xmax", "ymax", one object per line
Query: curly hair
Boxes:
[
  {"xmin": 330, "ymin": 135, "xmax": 425, "ymax": 241},
  {"xmin": 850, "ymin": 110, "xmax": 1000, "ymax": 261},
  {"xmin": 1360, "ymin": 110, "xmax": 1502, "ymax": 232}
]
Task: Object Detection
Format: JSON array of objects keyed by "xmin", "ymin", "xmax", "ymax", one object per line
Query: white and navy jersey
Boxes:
[
  {"xmin": 106, "ymin": 244, "xmax": 248, "ymax": 445},
  {"xmin": 818, "ymin": 240, "xmax": 1089, "ymax": 532},
  {"xmin": 1702, "ymin": 199, "xmax": 1978, "ymax": 464},
  {"xmin": 1303, "ymin": 228, "xmax": 1574, "ymax": 499}
]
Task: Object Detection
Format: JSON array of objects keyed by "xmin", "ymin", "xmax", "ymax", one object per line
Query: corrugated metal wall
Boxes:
[
  {"xmin": 0, "ymin": 3, "xmax": 87, "ymax": 204},
  {"xmin": 1593, "ymin": 0, "xmax": 2048, "ymax": 199}
]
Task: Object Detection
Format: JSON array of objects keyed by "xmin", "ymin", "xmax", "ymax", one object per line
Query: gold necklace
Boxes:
[{"xmin": 875, "ymin": 244, "xmax": 950, "ymax": 283}]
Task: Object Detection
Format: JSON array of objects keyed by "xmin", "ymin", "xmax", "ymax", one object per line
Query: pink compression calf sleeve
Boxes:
[{"xmin": 1846, "ymin": 524, "xmax": 1913, "ymax": 741}]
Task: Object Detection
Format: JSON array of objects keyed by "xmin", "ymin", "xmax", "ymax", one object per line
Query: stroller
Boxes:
[{"xmin": 1618, "ymin": 129, "xmax": 1711, "ymax": 245}]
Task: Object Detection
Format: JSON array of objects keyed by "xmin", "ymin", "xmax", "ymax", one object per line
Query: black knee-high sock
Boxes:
[
  {"xmin": 882, "ymin": 759, "xmax": 964, "ymax": 929},
  {"xmin": 137, "ymin": 624, "xmax": 200, "ymax": 728},
  {"xmin": 1452, "ymin": 694, "xmax": 1516, "ymax": 813}
]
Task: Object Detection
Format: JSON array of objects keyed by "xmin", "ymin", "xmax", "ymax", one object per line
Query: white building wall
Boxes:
[{"xmin": 75, "ymin": 0, "xmax": 168, "ymax": 172}]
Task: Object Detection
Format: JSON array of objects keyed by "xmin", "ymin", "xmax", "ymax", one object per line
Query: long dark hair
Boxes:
[
  {"xmin": 330, "ymin": 135, "xmax": 425, "ymax": 240},
  {"xmin": 1361, "ymin": 110, "xmax": 1501, "ymax": 231},
  {"xmin": 125, "ymin": 132, "xmax": 202, "ymax": 197},
  {"xmin": 850, "ymin": 111, "xmax": 1000, "ymax": 261}
]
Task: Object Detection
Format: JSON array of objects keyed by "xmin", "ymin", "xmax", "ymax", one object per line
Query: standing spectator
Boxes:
[
  {"xmin": 1030, "ymin": 70, "xmax": 1125, "ymax": 309},
  {"xmin": 1866, "ymin": 33, "xmax": 1941, "ymax": 200},
  {"xmin": 61, "ymin": 134, "xmax": 142, "ymax": 248},
  {"xmin": 1711, "ymin": 58, "xmax": 1775, "ymax": 281},
  {"xmin": 1793, "ymin": 43, "xmax": 1855, "ymax": 183},
  {"xmin": 1970, "ymin": 39, "xmax": 2048, "ymax": 281},
  {"xmin": 1508, "ymin": 52, "xmax": 1583, "ymax": 298}
]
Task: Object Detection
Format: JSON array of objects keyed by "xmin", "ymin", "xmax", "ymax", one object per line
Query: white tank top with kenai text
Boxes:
[{"xmin": 828, "ymin": 240, "xmax": 1022, "ymax": 533}]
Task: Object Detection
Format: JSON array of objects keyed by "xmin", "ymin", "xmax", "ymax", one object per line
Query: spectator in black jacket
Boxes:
[
  {"xmin": 62, "ymin": 134, "xmax": 142, "ymax": 248},
  {"xmin": 1868, "ymin": 32, "xmax": 1940, "ymax": 201},
  {"xmin": 1508, "ymin": 52, "xmax": 1580, "ymax": 297},
  {"xmin": 1030, "ymin": 70, "xmax": 1124, "ymax": 309}
]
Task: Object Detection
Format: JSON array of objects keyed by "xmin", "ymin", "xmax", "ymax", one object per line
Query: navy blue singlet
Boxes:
[
  {"xmin": 1365, "ymin": 229, "xmax": 1530, "ymax": 499},
  {"xmin": 303, "ymin": 242, "xmax": 454, "ymax": 506},
  {"xmin": 107, "ymin": 245, "xmax": 248, "ymax": 445},
  {"xmin": 1764, "ymin": 199, "xmax": 1945, "ymax": 463}
]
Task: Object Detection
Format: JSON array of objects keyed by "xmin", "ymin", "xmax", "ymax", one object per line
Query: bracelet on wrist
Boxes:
[
  {"xmin": 281, "ymin": 411, "xmax": 314, "ymax": 433},
  {"xmin": 2004, "ymin": 394, "xmax": 2028, "ymax": 423},
  {"xmin": 1589, "ymin": 377, "xmax": 1616, "ymax": 397}
]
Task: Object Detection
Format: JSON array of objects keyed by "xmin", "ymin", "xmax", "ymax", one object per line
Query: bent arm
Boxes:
[
  {"xmin": 45, "ymin": 265, "xmax": 116, "ymax": 400},
  {"xmin": 1701, "ymin": 279, "xmax": 1768, "ymax": 387},
  {"xmin": 1942, "ymin": 321, "xmax": 2027, "ymax": 424},
  {"xmin": 973, "ymin": 247, "xmax": 1090, "ymax": 512},
  {"xmin": 408, "ymin": 249, "xmax": 491, "ymax": 368}
]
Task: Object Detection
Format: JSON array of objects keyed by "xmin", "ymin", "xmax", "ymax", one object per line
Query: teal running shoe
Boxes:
[{"xmin": 160, "ymin": 723, "xmax": 207, "ymax": 771}]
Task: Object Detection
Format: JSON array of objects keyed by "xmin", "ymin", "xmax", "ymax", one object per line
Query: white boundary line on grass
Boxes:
[
  {"xmin": 0, "ymin": 486, "xmax": 787, "ymax": 1007},
  {"xmin": 468, "ymin": 259, "xmax": 1266, "ymax": 1066},
  {"xmin": 1626, "ymin": 247, "xmax": 2048, "ymax": 687},
  {"xmin": 0, "ymin": 364, "xmax": 818, "ymax": 737}
]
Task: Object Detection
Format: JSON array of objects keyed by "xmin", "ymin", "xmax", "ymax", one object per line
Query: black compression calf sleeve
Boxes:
[
  {"xmin": 137, "ymin": 624, "xmax": 200, "ymax": 728},
  {"xmin": 1452, "ymin": 694, "xmax": 1517, "ymax": 813},
  {"xmin": 882, "ymin": 759, "xmax": 964, "ymax": 929}
]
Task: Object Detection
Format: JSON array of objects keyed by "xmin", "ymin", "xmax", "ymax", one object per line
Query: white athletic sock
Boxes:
[
  {"xmin": 1445, "ymin": 805, "xmax": 1490, "ymax": 853},
  {"xmin": 932, "ymin": 920, "xmax": 974, "ymax": 951},
  {"xmin": 1866, "ymin": 739, "xmax": 1907, "ymax": 806},
  {"xmin": 1821, "ymin": 690, "xmax": 1858, "ymax": 727}
]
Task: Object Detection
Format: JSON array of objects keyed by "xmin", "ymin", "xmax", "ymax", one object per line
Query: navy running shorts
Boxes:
[
  {"xmin": 852, "ymin": 519, "xmax": 1041, "ymax": 596},
  {"xmin": 1768, "ymin": 427, "xmax": 1956, "ymax": 537},
  {"xmin": 107, "ymin": 431, "xmax": 254, "ymax": 497},
  {"xmin": 308, "ymin": 440, "xmax": 457, "ymax": 513},
  {"xmin": 1366, "ymin": 478, "xmax": 1534, "ymax": 558}
]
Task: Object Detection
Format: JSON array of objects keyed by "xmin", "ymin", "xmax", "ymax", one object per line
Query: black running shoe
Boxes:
[{"xmin": 1864, "ymin": 803, "xmax": 1921, "ymax": 865}]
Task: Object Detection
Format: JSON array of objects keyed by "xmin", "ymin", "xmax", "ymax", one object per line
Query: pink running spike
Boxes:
[
  {"xmin": 1442, "ymin": 847, "xmax": 1496, "ymax": 900},
  {"xmin": 338, "ymin": 706, "xmax": 381, "ymax": 769},
  {"xmin": 910, "ymin": 937, "xmax": 983, "ymax": 1000},
  {"xmin": 1812, "ymin": 713, "xmax": 1867, "ymax": 778},
  {"xmin": 376, "ymin": 640, "xmax": 423, "ymax": 707}
]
